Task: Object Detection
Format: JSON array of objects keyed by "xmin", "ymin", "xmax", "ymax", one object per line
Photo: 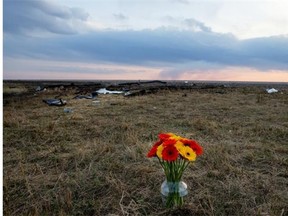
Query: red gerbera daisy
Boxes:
[
  {"xmin": 181, "ymin": 139, "xmax": 203, "ymax": 156},
  {"xmin": 162, "ymin": 138, "xmax": 177, "ymax": 146},
  {"xmin": 162, "ymin": 145, "xmax": 179, "ymax": 161},
  {"xmin": 158, "ymin": 133, "xmax": 174, "ymax": 141},
  {"xmin": 147, "ymin": 140, "xmax": 162, "ymax": 157}
]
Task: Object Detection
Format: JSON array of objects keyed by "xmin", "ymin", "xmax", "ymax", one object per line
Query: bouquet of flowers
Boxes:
[{"xmin": 147, "ymin": 133, "xmax": 203, "ymax": 208}]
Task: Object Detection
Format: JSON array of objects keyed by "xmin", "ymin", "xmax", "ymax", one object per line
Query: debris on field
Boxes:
[
  {"xmin": 73, "ymin": 92, "xmax": 98, "ymax": 99},
  {"xmin": 36, "ymin": 86, "xmax": 46, "ymax": 92},
  {"xmin": 124, "ymin": 89, "xmax": 154, "ymax": 97},
  {"xmin": 43, "ymin": 99, "xmax": 66, "ymax": 106},
  {"xmin": 96, "ymin": 88, "xmax": 123, "ymax": 94},
  {"xmin": 64, "ymin": 108, "xmax": 73, "ymax": 113},
  {"xmin": 266, "ymin": 88, "xmax": 278, "ymax": 94}
]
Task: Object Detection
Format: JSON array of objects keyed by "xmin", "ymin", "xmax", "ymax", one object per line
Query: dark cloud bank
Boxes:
[
  {"xmin": 4, "ymin": 0, "xmax": 288, "ymax": 73},
  {"xmin": 4, "ymin": 0, "xmax": 89, "ymax": 35},
  {"xmin": 5, "ymin": 29, "xmax": 288, "ymax": 71}
]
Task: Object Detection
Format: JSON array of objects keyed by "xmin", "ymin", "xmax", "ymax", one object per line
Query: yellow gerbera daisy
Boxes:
[
  {"xmin": 170, "ymin": 134, "xmax": 182, "ymax": 141},
  {"xmin": 175, "ymin": 141, "xmax": 185, "ymax": 152},
  {"xmin": 181, "ymin": 146, "xmax": 197, "ymax": 161},
  {"xmin": 156, "ymin": 144, "xmax": 164, "ymax": 159}
]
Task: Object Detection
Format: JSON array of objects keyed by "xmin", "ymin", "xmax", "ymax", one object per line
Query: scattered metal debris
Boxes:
[
  {"xmin": 96, "ymin": 88, "xmax": 123, "ymax": 94},
  {"xmin": 35, "ymin": 86, "xmax": 46, "ymax": 92},
  {"xmin": 43, "ymin": 99, "xmax": 66, "ymax": 106},
  {"xmin": 64, "ymin": 108, "xmax": 73, "ymax": 113},
  {"xmin": 124, "ymin": 89, "xmax": 151, "ymax": 97},
  {"xmin": 266, "ymin": 88, "xmax": 278, "ymax": 94},
  {"xmin": 73, "ymin": 92, "xmax": 98, "ymax": 99},
  {"xmin": 118, "ymin": 80, "xmax": 167, "ymax": 86}
]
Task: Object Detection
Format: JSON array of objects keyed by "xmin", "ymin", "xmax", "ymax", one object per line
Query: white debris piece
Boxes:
[
  {"xmin": 36, "ymin": 86, "xmax": 46, "ymax": 92},
  {"xmin": 124, "ymin": 91, "xmax": 132, "ymax": 96},
  {"xmin": 96, "ymin": 88, "xmax": 123, "ymax": 94},
  {"xmin": 64, "ymin": 108, "xmax": 73, "ymax": 113},
  {"xmin": 266, "ymin": 88, "xmax": 278, "ymax": 94}
]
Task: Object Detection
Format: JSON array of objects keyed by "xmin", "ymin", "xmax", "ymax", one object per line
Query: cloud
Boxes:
[
  {"xmin": 3, "ymin": 0, "xmax": 90, "ymax": 35},
  {"xmin": 3, "ymin": 0, "xmax": 288, "ymax": 81},
  {"xmin": 162, "ymin": 16, "xmax": 212, "ymax": 32},
  {"xmin": 4, "ymin": 2, "xmax": 288, "ymax": 81},
  {"xmin": 183, "ymin": 18, "xmax": 212, "ymax": 32},
  {"xmin": 113, "ymin": 13, "xmax": 129, "ymax": 21},
  {"xmin": 171, "ymin": 0, "xmax": 190, "ymax": 4},
  {"xmin": 5, "ymin": 28, "xmax": 288, "ymax": 71}
]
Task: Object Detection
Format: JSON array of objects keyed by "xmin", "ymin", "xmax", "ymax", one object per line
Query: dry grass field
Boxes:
[{"xmin": 3, "ymin": 81, "xmax": 288, "ymax": 216}]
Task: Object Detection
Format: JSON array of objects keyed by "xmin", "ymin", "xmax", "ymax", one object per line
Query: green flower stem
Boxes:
[
  {"xmin": 166, "ymin": 192, "xmax": 183, "ymax": 208},
  {"xmin": 157, "ymin": 158, "xmax": 191, "ymax": 208},
  {"xmin": 158, "ymin": 158, "xmax": 190, "ymax": 183}
]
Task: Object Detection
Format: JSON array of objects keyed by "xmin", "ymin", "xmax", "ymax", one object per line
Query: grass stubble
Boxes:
[{"xmin": 3, "ymin": 83, "xmax": 288, "ymax": 216}]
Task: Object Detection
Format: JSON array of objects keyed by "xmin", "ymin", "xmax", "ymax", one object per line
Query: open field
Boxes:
[{"xmin": 3, "ymin": 81, "xmax": 288, "ymax": 215}]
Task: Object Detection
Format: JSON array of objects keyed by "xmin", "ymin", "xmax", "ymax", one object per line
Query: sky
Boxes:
[{"xmin": 3, "ymin": 0, "xmax": 288, "ymax": 81}]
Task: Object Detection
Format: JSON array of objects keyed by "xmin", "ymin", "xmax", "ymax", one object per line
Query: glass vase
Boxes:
[{"xmin": 161, "ymin": 180, "xmax": 188, "ymax": 208}]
